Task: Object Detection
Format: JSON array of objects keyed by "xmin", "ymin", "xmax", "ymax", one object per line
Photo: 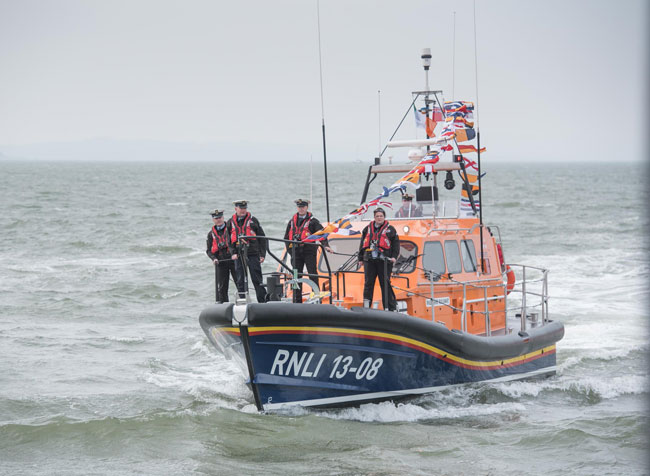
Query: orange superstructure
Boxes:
[{"xmin": 300, "ymin": 214, "xmax": 508, "ymax": 337}]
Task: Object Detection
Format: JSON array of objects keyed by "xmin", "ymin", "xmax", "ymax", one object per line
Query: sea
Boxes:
[{"xmin": 0, "ymin": 159, "xmax": 647, "ymax": 475}]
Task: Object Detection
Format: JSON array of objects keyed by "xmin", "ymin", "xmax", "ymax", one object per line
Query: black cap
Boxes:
[
  {"xmin": 374, "ymin": 207, "xmax": 386, "ymax": 216},
  {"xmin": 233, "ymin": 200, "xmax": 248, "ymax": 208},
  {"xmin": 402, "ymin": 193, "xmax": 414, "ymax": 201},
  {"xmin": 210, "ymin": 209, "xmax": 224, "ymax": 218},
  {"xmin": 294, "ymin": 198, "xmax": 310, "ymax": 207}
]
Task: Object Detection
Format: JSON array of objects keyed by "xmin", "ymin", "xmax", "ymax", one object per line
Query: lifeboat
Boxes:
[{"xmin": 199, "ymin": 51, "xmax": 564, "ymax": 411}]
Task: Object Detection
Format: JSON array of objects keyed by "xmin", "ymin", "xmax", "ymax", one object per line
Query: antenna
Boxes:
[
  {"xmin": 473, "ymin": 0, "xmax": 485, "ymax": 273},
  {"xmin": 377, "ymin": 90, "xmax": 381, "ymax": 156},
  {"xmin": 452, "ymin": 11, "xmax": 456, "ymax": 99},
  {"xmin": 310, "ymin": 154, "xmax": 313, "ymax": 206},
  {"xmin": 316, "ymin": 0, "xmax": 331, "ymax": 222}
]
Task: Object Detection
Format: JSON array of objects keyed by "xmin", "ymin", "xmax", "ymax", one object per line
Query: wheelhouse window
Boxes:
[
  {"xmin": 318, "ymin": 238, "xmax": 361, "ymax": 273},
  {"xmin": 461, "ymin": 239, "xmax": 477, "ymax": 272},
  {"xmin": 422, "ymin": 241, "xmax": 446, "ymax": 275},
  {"xmin": 394, "ymin": 241, "xmax": 418, "ymax": 274},
  {"xmin": 444, "ymin": 240, "xmax": 462, "ymax": 274}
]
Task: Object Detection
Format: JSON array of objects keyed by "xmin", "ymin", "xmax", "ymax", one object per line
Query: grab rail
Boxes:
[
  {"xmin": 238, "ymin": 235, "xmax": 333, "ymax": 303},
  {"xmin": 417, "ymin": 263, "xmax": 549, "ymax": 334}
]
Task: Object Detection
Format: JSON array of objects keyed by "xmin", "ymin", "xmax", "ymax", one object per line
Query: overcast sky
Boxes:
[{"xmin": 0, "ymin": 0, "xmax": 647, "ymax": 162}]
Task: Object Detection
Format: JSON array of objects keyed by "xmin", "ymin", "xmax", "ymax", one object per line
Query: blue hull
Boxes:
[{"xmin": 200, "ymin": 303, "xmax": 563, "ymax": 411}]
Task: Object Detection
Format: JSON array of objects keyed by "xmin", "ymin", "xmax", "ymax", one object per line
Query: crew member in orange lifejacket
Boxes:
[
  {"xmin": 394, "ymin": 193, "xmax": 423, "ymax": 218},
  {"xmin": 227, "ymin": 200, "xmax": 267, "ymax": 303},
  {"xmin": 283, "ymin": 199, "xmax": 333, "ymax": 303},
  {"xmin": 206, "ymin": 209, "xmax": 237, "ymax": 303},
  {"xmin": 358, "ymin": 207, "xmax": 400, "ymax": 311}
]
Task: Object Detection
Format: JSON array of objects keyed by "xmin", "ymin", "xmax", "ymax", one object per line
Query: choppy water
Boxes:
[{"xmin": 0, "ymin": 160, "xmax": 647, "ymax": 475}]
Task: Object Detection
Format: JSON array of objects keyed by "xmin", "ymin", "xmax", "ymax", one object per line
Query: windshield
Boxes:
[
  {"xmin": 318, "ymin": 238, "xmax": 418, "ymax": 274},
  {"xmin": 318, "ymin": 238, "xmax": 361, "ymax": 272}
]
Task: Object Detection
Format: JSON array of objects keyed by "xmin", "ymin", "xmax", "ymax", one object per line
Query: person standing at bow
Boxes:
[
  {"xmin": 228, "ymin": 200, "xmax": 267, "ymax": 303},
  {"xmin": 358, "ymin": 207, "xmax": 400, "ymax": 311},
  {"xmin": 206, "ymin": 209, "xmax": 237, "ymax": 303},
  {"xmin": 283, "ymin": 199, "xmax": 332, "ymax": 303}
]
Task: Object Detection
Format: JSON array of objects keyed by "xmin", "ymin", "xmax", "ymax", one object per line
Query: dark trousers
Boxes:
[
  {"xmin": 363, "ymin": 259, "xmax": 397, "ymax": 311},
  {"xmin": 291, "ymin": 250, "xmax": 318, "ymax": 303},
  {"xmin": 215, "ymin": 260, "xmax": 237, "ymax": 303},
  {"xmin": 234, "ymin": 254, "xmax": 266, "ymax": 303}
]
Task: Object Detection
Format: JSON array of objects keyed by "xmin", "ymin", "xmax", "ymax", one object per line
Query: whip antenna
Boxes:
[
  {"xmin": 452, "ymin": 11, "xmax": 456, "ymax": 99},
  {"xmin": 310, "ymin": 154, "xmax": 313, "ymax": 206},
  {"xmin": 473, "ymin": 0, "xmax": 485, "ymax": 273},
  {"xmin": 377, "ymin": 90, "xmax": 382, "ymax": 156},
  {"xmin": 317, "ymin": 0, "xmax": 331, "ymax": 222}
]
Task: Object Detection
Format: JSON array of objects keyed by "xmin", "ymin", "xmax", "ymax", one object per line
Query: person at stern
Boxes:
[{"xmin": 358, "ymin": 207, "xmax": 400, "ymax": 311}]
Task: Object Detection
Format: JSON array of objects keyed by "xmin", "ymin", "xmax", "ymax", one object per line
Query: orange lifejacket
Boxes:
[
  {"xmin": 288, "ymin": 213, "xmax": 312, "ymax": 242},
  {"xmin": 363, "ymin": 221, "xmax": 391, "ymax": 252},
  {"xmin": 211, "ymin": 225, "xmax": 229, "ymax": 254},
  {"xmin": 230, "ymin": 213, "xmax": 255, "ymax": 244}
]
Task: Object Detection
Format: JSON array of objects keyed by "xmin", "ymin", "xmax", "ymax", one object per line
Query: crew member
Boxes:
[
  {"xmin": 394, "ymin": 193, "xmax": 422, "ymax": 218},
  {"xmin": 358, "ymin": 207, "xmax": 400, "ymax": 311},
  {"xmin": 283, "ymin": 199, "xmax": 332, "ymax": 303},
  {"xmin": 206, "ymin": 209, "xmax": 237, "ymax": 303},
  {"xmin": 228, "ymin": 200, "xmax": 267, "ymax": 303}
]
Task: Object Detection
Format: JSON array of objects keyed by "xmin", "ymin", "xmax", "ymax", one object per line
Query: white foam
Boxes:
[
  {"xmin": 493, "ymin": 374, "xmax": 647, "ymax": 400},
  {"xmin": 105, "ymin": 336, "xmax": 145, "ymax": 344},
  {"xmin": 142, "ymin": 354, "xmax": 251, "ymax": 409},
  {"xmin": 316, "ymin": 400, "xmax": 526, "ymax": 423}
]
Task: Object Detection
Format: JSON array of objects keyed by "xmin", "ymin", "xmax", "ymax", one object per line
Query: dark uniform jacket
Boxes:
[
  {"xmin": 395, "ymin": 204, "xmax": 423, "ymax": 218},
  {"xmin": 283, "ymin": 213, "xmax": 328, "ymax": 255},
  {"xmin": 227, "ymin": 214, "xmax": 267, "ymax": 258},
  {"xmin": 358, "ymin": 222, "xmax": 400, "ymax": 261},
  {"xmin": 206, "ymin": 225, "xmax": 232, "ymax": 261}
]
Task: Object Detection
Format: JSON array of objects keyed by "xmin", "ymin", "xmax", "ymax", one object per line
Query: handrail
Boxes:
[
  {"xmin": 413, "ymin": 262, "xmax": 550, "ymax": 334},
  {"xmin": 230, "ymin": 237, "xmax": 549, "ymax": 334},
  {"xmin": 238, "ymin": 235, "xmax": 333, "ymax": 303}
]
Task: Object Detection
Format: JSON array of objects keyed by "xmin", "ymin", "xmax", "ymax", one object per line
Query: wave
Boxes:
[
  {"xmin": 128, "ymin": 244, "xmax": 195, "ymax": 255},
  {"xmin": 142, "ymin": 354, "xmax": 251, "ymax": 409},
  {"xmin": 312, "ymin": 399, "xmax": 527, "ymax": 423},
  {"xmin": 104, "ymin": 336, "xmax": 145, "ymax": 344},
  {"xmin": 491, "ymin": 374, "xmax": 647, "ymax": 401}
]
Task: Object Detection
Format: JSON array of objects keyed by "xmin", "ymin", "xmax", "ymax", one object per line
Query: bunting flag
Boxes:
[
  {"xmin": 304, "ymin": 98, "xmax": 486, "ymax": 239},
  {"xmin": 431, "ymin": 105, "xmax": 444, "ymax": 122},
  {"xmin": 304, "ymin": 148, "xmax": 445, "ymax": 242},
  {"xmin": 458, "ymin": 145, "xmax": 486, "ymax": 154},
  {"xmin": 455, "ymin": 128, "xmax": 476, "ymax": 142},
  {"xmin": 425, "ymin": 116, "xmax": 437, "ymax": 137},
  {"xmin": 459, "ymin": 168, "xmax": 480, "ymax": 217}
]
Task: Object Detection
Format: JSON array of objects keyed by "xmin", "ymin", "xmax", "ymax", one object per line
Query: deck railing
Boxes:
[{"xmin": 413, "ymin": 263, "xmax": 549, "ymax": 335}]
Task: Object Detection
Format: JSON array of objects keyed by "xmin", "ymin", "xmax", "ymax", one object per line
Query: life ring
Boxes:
[{"xmin": 505, "ymin": 265, "xmax": 515, "ymax": 294}]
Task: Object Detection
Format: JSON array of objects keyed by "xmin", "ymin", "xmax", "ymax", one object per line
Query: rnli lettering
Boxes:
[
  {"xmin": 270, "ymin": 350, "xmax": 327, "ymax": 378},
  {"xmin": 269, "ymin": 349, "xmax": 383, "ymax": 381}
]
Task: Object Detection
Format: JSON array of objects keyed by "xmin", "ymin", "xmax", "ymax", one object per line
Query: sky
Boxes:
[{"xmin": 0, "ymin": 0, "xmax": 647, "ymax": 162}]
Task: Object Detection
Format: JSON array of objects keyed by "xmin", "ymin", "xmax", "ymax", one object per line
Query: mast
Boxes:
[
  {"xmin": 421, "ymin": 48, "xmax": 438, "ymax": 215},
  {"xmin": 473, "ymin": 0, "xmax": 484, "ymax": 273},
  {"xmin": 316, "ymin": 0, "xmax": 331, "ymax": 222}
]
